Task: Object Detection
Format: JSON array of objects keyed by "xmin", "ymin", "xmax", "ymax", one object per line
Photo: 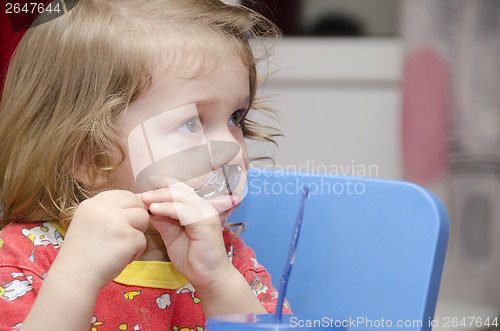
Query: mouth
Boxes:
[
  {"xmin": 194, "ymin": 164, "xmax": 243, "ymax": 200},
  {"xmin": 144, "ymin": 163, "xmax": 246, "ymax": 217}
]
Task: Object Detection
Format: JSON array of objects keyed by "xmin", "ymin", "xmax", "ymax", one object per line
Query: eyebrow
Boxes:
[{"xmin": 194, "ymin": 95, "xmax": 251, "ymax": 109}]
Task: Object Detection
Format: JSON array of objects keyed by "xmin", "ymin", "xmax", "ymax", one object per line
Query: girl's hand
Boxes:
[
  {"xmin": 141, "ymin": 183, "xmax": 232, "ymax": 290},
  {"xmin": 141, "ymin": 184, "xmax": 267, "ymax": 317},
  {"xmin": 55, "ymin": 190, "xmax": 150, "ymax": 291}
]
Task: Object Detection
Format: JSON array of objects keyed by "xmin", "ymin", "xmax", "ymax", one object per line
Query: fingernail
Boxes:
[
  {"xmin": 150, "ymin": 203, "xmax": 160, "ymax": 210},
  {"xmin": 141, "ymin": 190, "xmax": 154, "ymax": 198}
]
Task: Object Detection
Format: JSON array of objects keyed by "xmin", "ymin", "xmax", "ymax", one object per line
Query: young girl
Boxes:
[{"xmin": 0, "ymin": 0, "xmax": 289, "ymax": 330}]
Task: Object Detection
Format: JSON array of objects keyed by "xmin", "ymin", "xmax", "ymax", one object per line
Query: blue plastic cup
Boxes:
[{"xmin": 206, "ymin": 314, "xmax": 345, "ymax": 330}]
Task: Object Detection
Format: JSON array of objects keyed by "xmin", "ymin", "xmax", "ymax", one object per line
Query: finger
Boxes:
[
  {"xmin": 140, "ymin": 188, "xmax": 174, "ymax": 204},
  {"xmin": 141, "ymin": 183, "xmax": 200, "ymax": 207},
  {"xmin": 149, "ymin": 201, "xmax": 217, "ymax": 226},
  {"xmin": 95, "ymin": 190, "xmax": 149, "ymax": 211},
  {"xmin": 129, "ymin": 230, "xmax": 148, "ymax": 263},
  {"xmin": 149, "ymin": 201, "xmax": 195, "ymax": 220},
  {"xmin": 149, "ymin": 215, "xmax": 182, "ymax": 247},
  {"xmin": 124, "ymin": 207, "xmax": 150, "ymax": 233},
  {"xmin": 122, "ymin": 192, "xmax": 149, "ymax": 211}
]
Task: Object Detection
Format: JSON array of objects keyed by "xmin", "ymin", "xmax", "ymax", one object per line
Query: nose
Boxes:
[
  {"xmin": 209, "ymin": 141, "xmax": 241, "ymax": 170},
  {"xmin": 206, "ymin": 128, "xmax": 242, "ymax": 170}
]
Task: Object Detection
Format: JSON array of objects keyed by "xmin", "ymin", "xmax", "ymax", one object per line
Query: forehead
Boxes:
[
  {"xmin": 144, "ymin": 27, "xmax": 251, "ymax": 78},
  {"xmin": 155, "ymin": 56, "xmax": 249, "ymax": 103}
]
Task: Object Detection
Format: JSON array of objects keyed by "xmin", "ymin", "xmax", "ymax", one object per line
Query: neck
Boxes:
[{"xmin": 136, "ymin": 232, "xmax": 170, "ymax": 262}]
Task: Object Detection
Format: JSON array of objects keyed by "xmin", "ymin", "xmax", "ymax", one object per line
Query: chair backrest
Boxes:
[{"xmin": 229, "ymin": 168, "xmax": 449, "ymax": 330}]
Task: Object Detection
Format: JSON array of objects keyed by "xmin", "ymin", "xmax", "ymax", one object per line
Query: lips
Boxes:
[
  {"xmin": 205, "ymin": 192, "xmax": 243, "ymax": 214},
  {"xmin": 143, "ymin": 161, "xmax": 246, "ymax": 221},
  {"xmin": 194, "ymin": 164, "xmax": 242, "ymax": 199},
  {"xmin": 194, "ymin": 164, "xmax": 246, "ymax": 213}
]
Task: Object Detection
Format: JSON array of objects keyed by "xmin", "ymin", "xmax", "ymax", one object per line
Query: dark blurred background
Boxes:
[{"xmin": 241, "ymin": 0, "xmax": 400, "ymax": 37}]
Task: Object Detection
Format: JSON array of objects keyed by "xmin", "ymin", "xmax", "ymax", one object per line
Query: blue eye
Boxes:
[
  {"xmin": 229, "ymin": 109, "xmax": 247, "ymax": 127},
  {"xmin": 177, "ymin": 116, "xmax": 202, "ymax": 134}
]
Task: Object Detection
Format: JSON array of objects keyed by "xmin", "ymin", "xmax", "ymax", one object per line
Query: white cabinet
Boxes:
[{"xmin": 248, "ymin": 37, "xmax": 403, "ymax": 180}]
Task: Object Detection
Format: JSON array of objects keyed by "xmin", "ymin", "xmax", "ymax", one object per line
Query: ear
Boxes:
[
  {"xmin": 74, "ymin": 139, "xmax": 128, "ymax": 190},
  {"xmin": 75, "ymin": 159, "xmax": 110, "ymax": 189}
]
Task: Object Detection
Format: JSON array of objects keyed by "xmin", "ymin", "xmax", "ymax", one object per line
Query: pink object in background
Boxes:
[{"xmin": 402, "ymin": 47, "xmax": 450, "ymax": 184}]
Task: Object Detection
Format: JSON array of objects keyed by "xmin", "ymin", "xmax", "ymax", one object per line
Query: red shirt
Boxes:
[{"xmin": 0, "ymin": 221, "xmax": 290, "ymax": 330}]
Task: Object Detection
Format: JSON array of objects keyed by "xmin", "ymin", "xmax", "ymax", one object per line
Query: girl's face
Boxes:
[{"xmin": 114, "ymin": 57, "xmax": 250, "ymax": 214}]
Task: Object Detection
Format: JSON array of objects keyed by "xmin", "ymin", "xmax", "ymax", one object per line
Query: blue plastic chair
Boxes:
[{"xmin": 228, "ymin": 168, "xmax": 449, "ymax": 330}]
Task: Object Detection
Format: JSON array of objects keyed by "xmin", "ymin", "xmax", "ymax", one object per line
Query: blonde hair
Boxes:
[{"xmin": 0, "ymin": 0, "xmax": 281, "ymax": 228}]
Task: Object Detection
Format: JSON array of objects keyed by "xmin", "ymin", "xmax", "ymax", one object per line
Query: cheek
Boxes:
[
  {"xmin": 230, "ymin": 128, "xmax": 248, "ymax": 163},
  {"xmin": 111, "ymin": 127, "xmax": 248, "ymax": 192},
  {"xmin": 109, "ymin": 159, "xmax": 135, "ymax": 191},
  {"xmin": 240, "ymin": 140, "xmax": 249, "ymax": 168},
  {"xmin": 107, "ymin": 144, "xmax": 142, "ymax": 192}
]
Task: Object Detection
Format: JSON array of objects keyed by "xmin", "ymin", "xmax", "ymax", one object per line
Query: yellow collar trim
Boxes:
[
  {"xmin": 114, "ymin": 261, "xmax": 188, "ymax": 289},
  {"xmin": 49, "ymin": 220, "xmax": 66, "ymax": 236},
  {"xmin": 48, "ymin": 220, "xmax": 187, "ymax": 289}
]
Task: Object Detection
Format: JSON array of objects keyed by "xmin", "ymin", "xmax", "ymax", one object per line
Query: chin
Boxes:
[{"xmin": 219, "ymin": 208, "xmax": 236, "ymax": 226}]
